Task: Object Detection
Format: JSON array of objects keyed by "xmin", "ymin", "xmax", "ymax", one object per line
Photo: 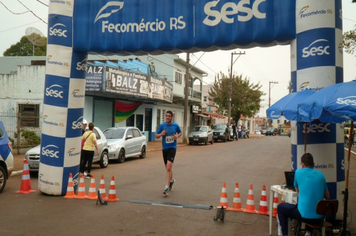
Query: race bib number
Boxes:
[{"xmin": 166, "ymin": 135, "xmax": 174, "ymax": 143}]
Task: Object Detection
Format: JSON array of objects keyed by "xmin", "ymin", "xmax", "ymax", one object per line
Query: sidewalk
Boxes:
[{"xmin": 11, "ymin": 140, "xmax": 187, "ymax": 174}]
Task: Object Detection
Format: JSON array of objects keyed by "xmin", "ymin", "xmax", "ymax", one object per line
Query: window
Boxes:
[
  {"xmin": 133, "ymin": 129, "xmax": 141, "ymax": 137},
  {"xmin": 175, "ymin": 71, "xmax": 182, "ymax": 84},
  {"xmin": 204, "ymin": 96, "xmax": 208, "ymax": 102},
  {"xmin": 19, "ymin": 104, "xmax": 40, "ymax": 128},
  {"xmin": 136, "ymin": 114, "xmax": 143, "ymax": 131},
  {"xmin": 126, "ymin": 129, "xmax": 134, "ymax": 138},
  {"xmin": 126, "ymin": 114, "xmax": 135, "ymax": 126}
]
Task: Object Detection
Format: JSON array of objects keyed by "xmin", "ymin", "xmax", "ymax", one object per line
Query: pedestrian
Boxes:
[
  {"xmin": 238, "ymin": 124, "xmax": 242, "ymax": 139},
  {"xmin": 232, "ymin": 123, "xmax": 238, "ymax": 141},
  {"xmin": 155, "ymin": 110, "xmax": 182, "ymax": 196},
  {"xmin": 277, "ymin": 153, "xmax": 330, "ymax": 236},
  {"xmin": 80, "ymin": 122, "xmax": 99, "ymax": 178},
  {"xmin": 82, "ymin": 119, "xmax": 88, "ymax": 135},
  {"xmin": 80, "ymin": 119, "xmax": 88, "ymax": 167}
]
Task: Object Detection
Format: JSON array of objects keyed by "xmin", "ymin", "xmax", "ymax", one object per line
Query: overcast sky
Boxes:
[{"xmin": 1, "ymin": 0, "xmax": 356, "ymax": 117}]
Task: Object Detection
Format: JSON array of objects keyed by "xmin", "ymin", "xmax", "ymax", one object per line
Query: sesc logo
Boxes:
[
  {"xmin": 336, "ymin": 96, "xmax": 356, "ymax": 106},
  {"xmin": 303, "ymin": 123, "xmax": 330, "ymax": 134},
  {"xmin": 42, "ymin": 144, "xmax": 60, "ymax": 158},
  {"xmin": 270, "ymin": 111, "xmax": 279, "ymax": 118},
  {"xmin": 46, "ymin": 84, "xmax": 64, "ymax": 98},
  {"xmin": 76, "ymin": 59, "xmax": 87, "ymax": 71},
  {"xmin": 94, "ymin": 1, "xmax": 124, "ymax": 23},
  {"xmin": 302, "ymin": 39, "xmax": 330, "ymax": 58},
  {"xmin": 203, "ymin": 0, "xmax": 266, "ymax": 26},
  {"xmin": 49, "ymin": 23, "xmax": 67, "ymax": 37},
  {"xmin": 72, "ymin": 116, "xmax": 83, "ymax": 130}
]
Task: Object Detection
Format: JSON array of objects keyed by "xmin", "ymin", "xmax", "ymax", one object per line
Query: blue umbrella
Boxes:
[
  {"xmin": 298, "ymin": 80, "xmax": 356, "ymax": 123},
  {"xmin": 266, "ymin": 89, "xmax": 316, "ymax": 121},
  {"xmin": 298, "ymin": 80, "xmax": 356, "ymax": 235}
]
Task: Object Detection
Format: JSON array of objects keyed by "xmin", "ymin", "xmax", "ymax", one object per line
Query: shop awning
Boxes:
[
  {"xmin": 195, "ymin": 113, "xmax": 209, "ymax": 118},
  {"xmin": 203, "ymin": 112, "xmax": 227, "ymax": 119}
]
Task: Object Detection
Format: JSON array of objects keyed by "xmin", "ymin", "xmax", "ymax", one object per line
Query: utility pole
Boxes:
[
  {"xmin": 228, "ymin": 51, "xmax": 245, "ymax": 126},
  {"xmin": 183, "ymin": 53, "xmax": 190, "ymax": 144},
  {"xmin": 268, "ymin": 81, "xmax": 278, "ymax": 107}
]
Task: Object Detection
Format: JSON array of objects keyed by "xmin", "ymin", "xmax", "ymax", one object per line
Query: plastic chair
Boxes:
[{"xmin": 295, "ymin": 200, "xmax": 339, "ymax": 236}]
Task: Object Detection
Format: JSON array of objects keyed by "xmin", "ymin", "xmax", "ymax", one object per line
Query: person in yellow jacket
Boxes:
[{"xmin": 80, "ymin": 122, "xmax": 99, "ymax": 178}]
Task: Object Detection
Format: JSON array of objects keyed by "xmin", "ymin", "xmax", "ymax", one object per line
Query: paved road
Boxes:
[{"xmin": 2, "ymin": 135, "xmax": 355, "ymax": 236}]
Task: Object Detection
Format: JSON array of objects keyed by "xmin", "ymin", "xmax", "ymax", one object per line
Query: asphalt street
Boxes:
[{"xmin": 2, "ymin": 135, "xmax": 355, "ymax": 236}]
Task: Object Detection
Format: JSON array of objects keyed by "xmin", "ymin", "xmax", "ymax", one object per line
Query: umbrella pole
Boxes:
[
  {"xmin": 304, "ymin": 123, "xmax": 308, "ymax": 153},
  {"xmin": 339, "ymin": 121, "xmax": 353, "ymax": 236}
]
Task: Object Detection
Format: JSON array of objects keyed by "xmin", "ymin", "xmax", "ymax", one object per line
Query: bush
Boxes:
[{"xmin": 21, "ymin": 129, "xmax": 41, "ymax": 145}]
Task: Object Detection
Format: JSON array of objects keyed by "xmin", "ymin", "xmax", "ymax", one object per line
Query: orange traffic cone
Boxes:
[
  {"xmin": 99, "ymin": 174, "xmax": 108, "ymax": 200},
  {"xmin": 243, "ymin": 184, "xmax": 257, "ymax": 214},
  {"xmin": 86, "ymin": 174, "xmax": 98, "ymax": 200},
  {"xmin": 272, "ymin": 192, "xmax": 279, "ymax": 218},
  {"xmin": 75, "ymin": 173, "xmax": 87, "ymax": 199},
  {"xmin": 228, "ymin": 182, "xmax": 243, "ymax": 211},
  {"xmin": 257, "ymin": 185, "xmax": 270, "ymax": 215},
  {"xmin": 107, "ymin": 176, "xmax": 119, "ymax": 202},
  {"xmin": 64, "ymin": 173, "xmax": 76, "ymax": 199},
  {"xmin": 219, "ymin": 182, "xmax": 229, "ymax": 208},
  {"xmin": 16, "ymin": 159, "xmax": 36, "ymax": 194}
]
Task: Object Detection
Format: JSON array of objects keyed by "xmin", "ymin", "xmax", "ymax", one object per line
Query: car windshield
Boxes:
[
  {"xmin": 212, "ymin": 124, "xmax": 225, "ymax": 130},
  {"xmin": 104, "ymin": 129, "xmax": 125, "ymax": 139},
  {"xmin": 193, "ymin": 126, "xmax": 207, "ymax": 132},
  {"xmin": 268, "ymin": 128, "xmax": 275, "ymax": 131}
]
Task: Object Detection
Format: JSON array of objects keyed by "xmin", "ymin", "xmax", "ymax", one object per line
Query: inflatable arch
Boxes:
[{"xmin": 40, "ymin": 0, "xmax": 344, "ymax": 212}]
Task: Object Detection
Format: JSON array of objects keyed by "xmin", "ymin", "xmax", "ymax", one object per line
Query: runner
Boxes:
[{"xmin": 156, "ymin": 110, "xmax": 182, "ymax": 196}]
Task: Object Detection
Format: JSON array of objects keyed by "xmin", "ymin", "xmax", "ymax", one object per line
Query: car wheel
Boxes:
[
  {"xmin": 99, "ymin": 151, "xmax": 109, "ymax": 168},
  {"xmin": 117, "ymin": 148, "xmax": 125, "ymax": 163},
  {"xmin": 210, "ymin": 138, "xmax": 213, "ymax": 145},
  {"xmin": 223, "ymin": 137, "xmax": 226, "ymax": 142},
  {"xmin": 189, "ymin": 142, "xmax": 192, "ymax": 145},
  {"xmin": 0, "ymin": 166, "xmax": 6, "ymax": 193},
  {"xmin": 140, "ymin": 145, "xmax": 146, "ymax": 159}
]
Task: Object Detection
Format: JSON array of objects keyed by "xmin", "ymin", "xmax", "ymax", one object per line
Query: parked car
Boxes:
[
  {"xmin": 25, "ymin": 126, "xmax": 109, "ymax": 171},
  {"xmin": 0, "ymin": 120, "xmax": 14, "ymax": 193},
  {"xmin": 265, "ymin": 127, "xmax": 278, "ymax": 136},
  {"xmin": 212, "ymin": 124, "xmax": 229, "ymax": 142},
  {"xmin": 261, "ymin": 129, "xmax": 267, "ymax": 134},
  {"xmin": 103, "ymin": 127, "xmax": 147, "ymax": 163},
  {"xmin": 255, "ymin": 130, "xmax": 261, "ymax": 135},
  {"xmin": 189, "ymin": 125, "xmax": 213, "ymax": 145}
]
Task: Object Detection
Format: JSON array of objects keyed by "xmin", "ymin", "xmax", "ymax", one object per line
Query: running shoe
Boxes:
[
  {"xmin": 163, "ymin": 187, "xmax": 169, "ymax": 196},
  {"xmin": 169, "ymin": 179, "xmax": 175, "ymax": 191}
]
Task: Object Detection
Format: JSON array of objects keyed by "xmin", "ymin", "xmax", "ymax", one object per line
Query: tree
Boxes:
[
  {"xmin": 3, "ymin": 35, "xmax": 47, "ymax": 56},
  {"xmin": 343, "ymin": 27, "xmax": 356, "ymax": 55},
  {"xmin": 209, "ymin": 72, "xmax": 264, "ymax": 123}
]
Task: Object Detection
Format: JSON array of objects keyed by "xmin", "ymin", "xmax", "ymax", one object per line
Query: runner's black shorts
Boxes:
[{"xmin": 163, "ymin": 148, "xmax": 176, "ymax": 165}]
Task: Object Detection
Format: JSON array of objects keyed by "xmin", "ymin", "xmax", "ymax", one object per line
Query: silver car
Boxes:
[
  {"xmin": 103, "ymin": 127, "xmax": 147, "ymax": 163},
  {"xmin": 24, "ymin": 127, "xmax": 109, "ymax": 171},
  {"xmin": 188, "ymin": 125, "xmax": 214, "ymax": 145}
]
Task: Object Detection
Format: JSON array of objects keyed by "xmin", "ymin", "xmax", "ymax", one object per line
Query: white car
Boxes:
[
  {"xmin": 255, "ymin": 130, "xmax": 261, "ymax": 135},
  {"xmin": 103, "ymin": 127, "xmax": 147, "ymax": 163},
  {"xmin": 188, "ymin": 125, "xmax": 214, "ymax": 145},
  {"xmin": 25, "ymin": 127, "xmax": 109, "ymax": 171}
]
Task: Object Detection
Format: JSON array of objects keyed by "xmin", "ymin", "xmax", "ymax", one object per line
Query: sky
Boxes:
[{"xmin": 1, "ymin": 0, "xmax": 356, "ymax": 117}]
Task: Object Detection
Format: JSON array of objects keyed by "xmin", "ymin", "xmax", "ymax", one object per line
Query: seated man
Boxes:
[{"xmin": 277, "ymin": 153, "xmax": 330, "ymax": 236}]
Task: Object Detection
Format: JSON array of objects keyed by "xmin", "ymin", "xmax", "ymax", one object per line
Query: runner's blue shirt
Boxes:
[{"xmin": 156, "ymin": 122, "xmax": 181, "ymax": 150}]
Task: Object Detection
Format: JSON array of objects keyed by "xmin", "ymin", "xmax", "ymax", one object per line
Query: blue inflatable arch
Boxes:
[{"xmin": 41, "ymin": 0, "xmax": 344, "ymax": 215}]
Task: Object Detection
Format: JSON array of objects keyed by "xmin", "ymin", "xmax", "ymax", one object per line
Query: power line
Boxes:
[
  {"xmin": 17, "ymin": 0, "xmax": 47, "ymax": 24},
  {"xmin": 0, "ymin": 1, "xmax": 28, "ymax": 14}
]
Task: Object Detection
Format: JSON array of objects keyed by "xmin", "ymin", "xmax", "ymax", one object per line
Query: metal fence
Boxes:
[{"xmin": 0, "ymin": 110, "xmax": 42, "ymax": 151}]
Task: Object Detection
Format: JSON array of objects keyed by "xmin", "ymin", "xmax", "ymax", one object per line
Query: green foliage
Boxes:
[
  {"xmin": 343, "ymin": 26, "xmax": 356, "ymax": 55},
  {"xmin": 3, "ymin": 36, "xmax": 47, "ymax": 56},
  {"xmin": 208, "ymin": 72, "xmax": 264, "ymax": 123},
  {"xmin": 21, "ymin": 129, "xmax": 41, "ymax": 145}
]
